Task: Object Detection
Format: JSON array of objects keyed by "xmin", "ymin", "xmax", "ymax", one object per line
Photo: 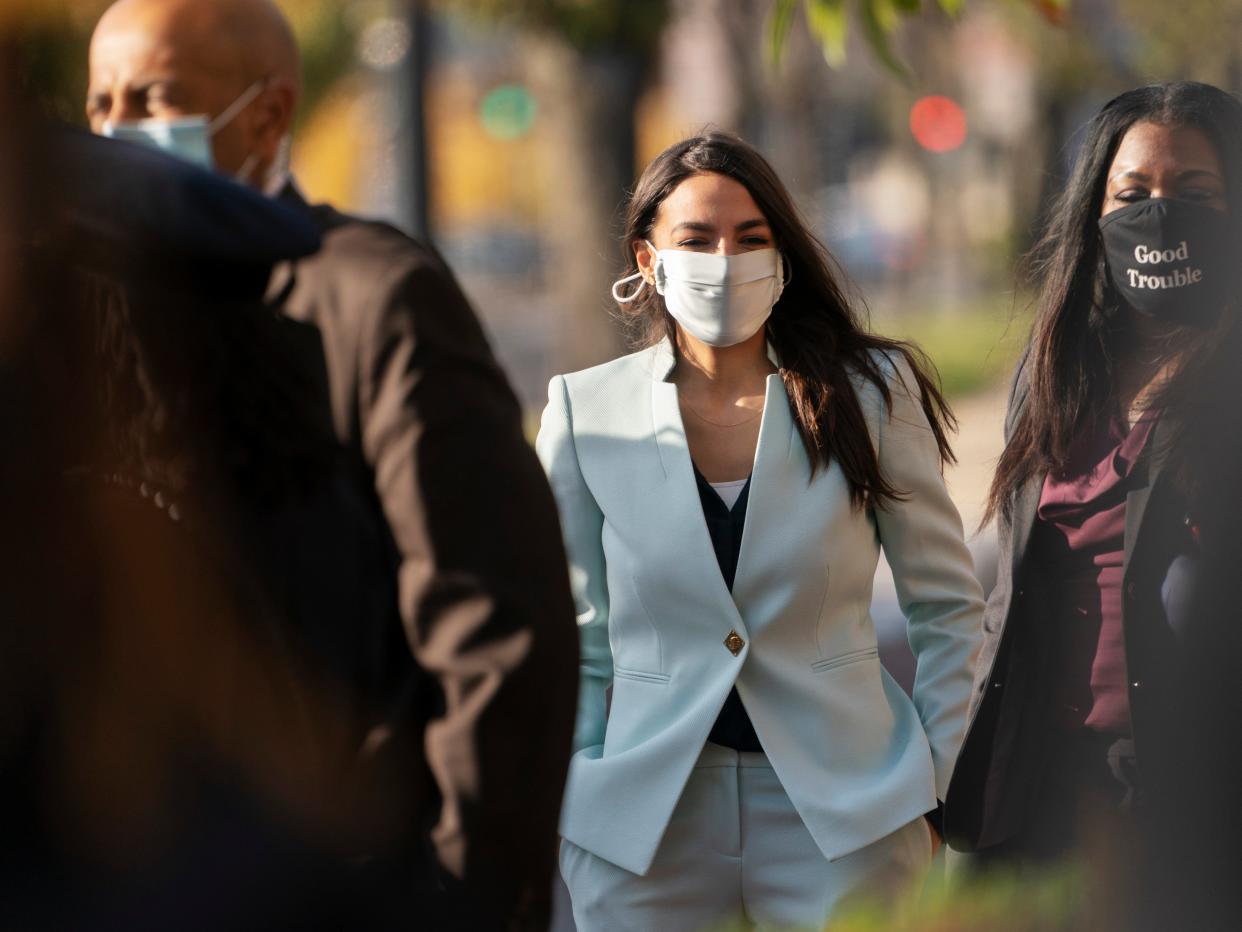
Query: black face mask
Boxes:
[{"xmin": 1098, "ymin": 198, "xmax": 1234, "ymax": 326}]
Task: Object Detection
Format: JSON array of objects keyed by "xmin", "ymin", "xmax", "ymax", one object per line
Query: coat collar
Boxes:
[
  {"xmin": 264, "ymin": 181, "xmax": 309, "ymax": 306},
  {"xmin": 1007, "ymin": 408, "xmax": 1181, "ymax": 580},
  {"xmin": 275, "ymin": 178, "xmax": 309, "ymax": 211},
  {"xmin": 1122, "ymin": 412, "xmax": 1181, "ymax": 578}
]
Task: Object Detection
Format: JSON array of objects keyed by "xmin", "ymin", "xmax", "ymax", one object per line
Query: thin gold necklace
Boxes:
[{"xmin": 679, "ymin": 396, "xmax": 763, "ymax": 429}]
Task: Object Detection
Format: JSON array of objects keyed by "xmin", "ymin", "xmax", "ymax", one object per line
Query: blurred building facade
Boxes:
[
  {"xmin": 287, "ymin": 0, "xmax": 1233, "ymax": 406},
  {"xmin": 20, "ymin": 0, "xmax": 1242, "ymax": 405}
]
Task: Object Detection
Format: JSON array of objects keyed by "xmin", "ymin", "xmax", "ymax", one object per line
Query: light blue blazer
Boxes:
[{"xmin": 536, "ymin": 339, "xmax": 983, "ymax": 876}]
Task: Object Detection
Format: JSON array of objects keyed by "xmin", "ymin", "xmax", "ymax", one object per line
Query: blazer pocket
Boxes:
[
  {"xmin": 621, "ymin": 574, "xmax": 664, "ymax": 676},
  {"xmin": 612, "ymin": 665, "xmax": 671, "ymax": 685},
  {"xmin": 811, "ymin": 646, "xmax": 879, "ymax": 674}
]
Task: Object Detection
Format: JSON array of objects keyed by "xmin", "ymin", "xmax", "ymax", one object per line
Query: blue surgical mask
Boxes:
[{"xmin": 101, "ymin": 79, "xmax": 267, "ymax": 172}]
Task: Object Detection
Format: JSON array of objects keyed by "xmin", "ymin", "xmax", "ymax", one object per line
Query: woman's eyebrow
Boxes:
[
  {"xmin": 1110, "ymin": 168, "xmax": 1223, "ymax": 183},
  {"xmin": 1177, "ymin": 168, "xmax": 1224, "ymax": 181},
  {"xmin": 669, "ymin": 218, "xmax": 770, "ymax": 235},
  {"xmin": 670, "ymin": 221, "xmax": 714, "ymax": 234}
]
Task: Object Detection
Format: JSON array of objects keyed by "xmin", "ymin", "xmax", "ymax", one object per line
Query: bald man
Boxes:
[{"xmin": 87, "ymin": 3, "xmax": 578, "ymax": 929}]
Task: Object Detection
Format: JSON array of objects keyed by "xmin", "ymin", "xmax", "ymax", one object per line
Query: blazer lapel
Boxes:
[
  {"xmin": 997, "ymin": 362, "xmax": 1043, "ymax": 581},
  {"xmin": 1123, "ymin": 412, "xmax": 1179, "ymax": 580},
  {"xmin": 1122, "ymin": 479, "xmax": 1153, "ymax": 576},
  {"xmin": 730, "ymin": 373, "xmax": 796, "ymax": 613},
  {"xmin": 1007, "ymin": 473, "xmax": 1044, "ymax": 581},
  {"xmin": 648, "ymin": 341, "xmax": 749, "ymax": 636},
  {"xmin": 648, "ymin": 340, "xmax": 681, "ymax": 481}
]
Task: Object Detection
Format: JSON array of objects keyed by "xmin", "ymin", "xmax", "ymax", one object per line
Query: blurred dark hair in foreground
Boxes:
[{"xmin": 0, "ymin": 42, "xmax": 413, "ymax": 930}]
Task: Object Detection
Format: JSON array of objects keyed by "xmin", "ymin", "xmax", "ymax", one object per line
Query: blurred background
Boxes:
[
  {"xmin": 4, "ymin": 0, "xmax": 1237, "ymax": 693},
  {"xmin": 6, "ymin": 4, "xmax": 1241, "ymax": 926},
  {"xmin": 14, "ymin": 0, "xmax": 1242, "ymax": 532},
  {"xmin": 15, "ymin": 0, "xmax": 1241, "ymax": 701}
]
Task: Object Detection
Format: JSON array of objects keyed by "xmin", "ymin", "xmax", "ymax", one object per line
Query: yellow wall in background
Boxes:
[
  {"xmin": 293, "ymin": 67, "xmax": 550, "ymax": 227},
  {"xmin": 634, "ymin": 84, "xmax": 683, "ymax": 170},
  {"xmin": 425, "ymin": 71, "xmax": 545, "ymax": 227},
  {"xmin": 291, "ymin": 79, "xmax": 367, "ymax": 209}
]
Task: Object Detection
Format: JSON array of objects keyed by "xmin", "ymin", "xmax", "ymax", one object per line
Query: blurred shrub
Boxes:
[
  {"xmin": 879, "ymin": 300, "xmax": 1032, "ymax": 398},
  {"xmin": 826, "ymin": 861, "xmax": 1085, "ymax": 931},
  {"xmin": 680, "ymin": 862, "xmax": 1084, "ymax": 932}
]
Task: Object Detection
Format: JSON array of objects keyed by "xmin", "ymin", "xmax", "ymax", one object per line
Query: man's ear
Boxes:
[{"xmin": 251, "ymin": 78, "xmax": 298, "ymax": 158}]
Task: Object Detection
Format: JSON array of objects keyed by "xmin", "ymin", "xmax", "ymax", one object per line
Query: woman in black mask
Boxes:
[{"xmin": 944, "ymin": 81, "xmax": 1242, "ymax": 886}]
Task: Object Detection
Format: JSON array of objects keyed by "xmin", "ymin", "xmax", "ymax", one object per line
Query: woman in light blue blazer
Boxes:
[{"xmin": 537, "ymin": 131, "xmax": 984, "ymax": 931}]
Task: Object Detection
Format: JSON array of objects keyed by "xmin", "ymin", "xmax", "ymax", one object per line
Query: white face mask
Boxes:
[
  {"xmin": 638, "ymin": 244, "xmax": 785, "ymax": 347},
  {"xmin": 101, "ymin": 79, "xmax": 267, "ymax": 176}
]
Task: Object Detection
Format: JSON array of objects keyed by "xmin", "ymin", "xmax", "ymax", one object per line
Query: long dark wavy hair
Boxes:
[
  {"xmin": 616, "ymin": 130, "xmax": 955, "ymax": 509},
  {"xmin": 985, "ymin": 81, "xmax": 1242, "ymax": 524}
]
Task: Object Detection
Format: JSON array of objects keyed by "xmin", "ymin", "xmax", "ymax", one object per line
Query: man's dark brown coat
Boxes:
[{"xmin": 272, "ymin": 188, "xmax": 577, "ymax": 930}]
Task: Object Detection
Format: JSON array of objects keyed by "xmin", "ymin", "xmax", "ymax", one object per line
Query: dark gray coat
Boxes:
[{"xmin": 944, "ymin": 358, "xmax": 1197, "ymax": 851}]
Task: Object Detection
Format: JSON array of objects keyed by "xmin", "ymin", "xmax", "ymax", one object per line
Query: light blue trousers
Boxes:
[{"xmin": 560, "ymin": 742, "xmax": 932, "ymax": 931}]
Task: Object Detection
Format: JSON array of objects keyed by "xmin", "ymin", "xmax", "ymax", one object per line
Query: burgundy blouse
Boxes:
[{"xmin": 1032, "ymin": 413, "xmax": 1157, "ymax": 737}]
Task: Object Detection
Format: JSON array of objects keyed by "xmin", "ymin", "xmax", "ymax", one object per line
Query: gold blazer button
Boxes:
[{"xmin": 724, "ymin": 630, "xmax": 745, "ymax": 656}]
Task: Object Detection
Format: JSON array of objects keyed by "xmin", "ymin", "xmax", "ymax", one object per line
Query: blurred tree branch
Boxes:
[
  {"xmin": 432, "ymin": 0, "xmax": 668, "ymax": 54},
  {"xmin": 767, "ymin": 0, "xmax": 1070, "ymax": 77},
  {"xmin": 1116, "ymin": 0, "xmax": 1242, "ymax": 89}
]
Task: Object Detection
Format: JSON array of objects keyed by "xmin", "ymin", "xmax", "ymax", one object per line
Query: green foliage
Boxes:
[
  {"xmin": 768, "ymin": 0, "xmax": 804, "ymax": 65},
  {"xmin": 879, "ymin": 299, "xmax": 1032, "ymax": 398},
  {"xmin": 1115, "ymin": 0, "xmax": 1242, "ymax": 86},
  {"xmin": 824, "ymin": 860, "xmax": 1085, "ymax": 931},
  {"xmin": 434, "ymin": 0, "xmax": 670, "ymax": 56},
  {"xmin": 674, "ymin": 857, "xmax": 1085, "ymax": 932},
  {"xmin": 859, "ymin": 0, "xmax": 910, "ymax": 80},
  {"xmin": 807, "ymin": 0, "xmax": 849, "ymax": 67},
  {"xmin": 292, "ymin": 4, "xmax": 358, "ymax": 125},
  {"xmin": 767, "ymin": 0, "xmax": 1071, "ymax": 77}
]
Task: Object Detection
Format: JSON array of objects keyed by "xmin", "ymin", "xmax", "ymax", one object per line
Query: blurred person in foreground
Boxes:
[
  {"xmin": 945, "ymin": 81, "xmax": 1242, "ymax": 928},
  {"xmin": 537, "ymin": 130, "xmax": 984, "ymax": 930},
  {"xmin": 86, "ymin": 1, "xmax": 579, "ymax": 927},
  {"xmin": 1, "ymin": 122, "xmax": 406, "ymax": 928}
]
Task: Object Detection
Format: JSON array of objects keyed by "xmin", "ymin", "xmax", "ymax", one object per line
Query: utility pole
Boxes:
[{"xmin": 397, "ymin": 0, "xmax": 430, "ymax": 239}]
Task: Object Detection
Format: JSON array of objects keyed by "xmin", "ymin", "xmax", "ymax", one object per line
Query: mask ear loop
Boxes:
[
  {"xmin": 612, "ymin": 271, "xmax": 646, "ymax": 304},
  {"xmin": 236, "ymin": 153, "xmax": 260, "ymax": 185},
  {"xmin": 209, "ymin": 78, "xmax": 268, "ymax": 135},
  {"xmin": 613, "ymin": 239, "xmax": 660, "ymax": 303}
]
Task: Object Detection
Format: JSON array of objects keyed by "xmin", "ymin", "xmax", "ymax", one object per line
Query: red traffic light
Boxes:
[{"xmin": 910, "ymin": 96, "xmax": 967, "ymax": 153}]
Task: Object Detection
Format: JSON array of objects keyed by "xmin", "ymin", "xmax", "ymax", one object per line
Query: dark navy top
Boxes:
[
  {"xmin": 693, "ymin": 464, "xmax": 763, "ymax": 752},
  {"xmin": 692, "ymin": 462, "xmax": 945, "ymax": 834}
]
